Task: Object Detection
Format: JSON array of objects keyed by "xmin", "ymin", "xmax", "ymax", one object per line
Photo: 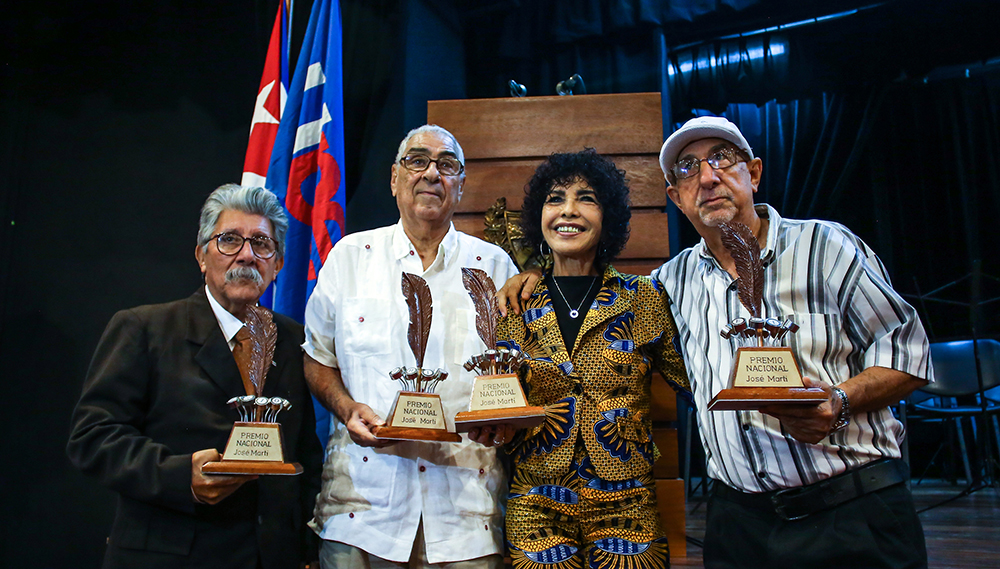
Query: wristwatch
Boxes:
[{"xmin": 830, "ymin": 386, "xmax": 851, "ymax": 433}]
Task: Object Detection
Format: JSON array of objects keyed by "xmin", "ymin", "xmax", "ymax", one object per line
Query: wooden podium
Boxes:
[{"xmin": 428, "ymin": 93, "xmax": 686, "ymax": 558}]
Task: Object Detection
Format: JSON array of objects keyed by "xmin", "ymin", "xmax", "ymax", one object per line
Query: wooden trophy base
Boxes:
[
  {"xmin": 372, "ymin": 424, "xmax": 462, "ymax": 442},
  {"xmin": 453, "ymin": 373, "xmax": 545, "ymax": 432},
  {"xmin": 708, "ymin": 387, "xmax": 828, "ymax": 411},
  {"xmin": 454, "ymin": 406, "xmax": 546, "ymax": 431},
  {"xmin": 708, "ymin": 346, "xmax": 827, "ymax": 410},
  {"xmin": 203, "ymin": 421, "xmax": 302, "ymax": 475},
  {"xmin": 374, "ymin": 391, "xmax": 462, "ymax": 443},
  {"xmin": 203, "ymin": 460, "xmax": 303, "ymax": 475}
]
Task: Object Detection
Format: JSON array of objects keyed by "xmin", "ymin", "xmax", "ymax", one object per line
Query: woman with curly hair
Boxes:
[{"xmin": 495, "ymin": 149, "xmax": 689, "ymax": 569}]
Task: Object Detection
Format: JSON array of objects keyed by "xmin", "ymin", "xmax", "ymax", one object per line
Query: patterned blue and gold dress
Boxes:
[{"xmin": 497, "ymin": 265, "xmax": 689, "ymax": 569}]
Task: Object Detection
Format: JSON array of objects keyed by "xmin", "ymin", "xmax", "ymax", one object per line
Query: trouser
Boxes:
[
  {"xmin": 704, "ymin": 461, "xmax": 927, "ymax": 569},
  {"xmin": 506, "ymin": 450, "xmax": 669, "ymax": 569},
  {"xmin": 318, "ymin": 519, "xmax": 503, "ymax": 569}
]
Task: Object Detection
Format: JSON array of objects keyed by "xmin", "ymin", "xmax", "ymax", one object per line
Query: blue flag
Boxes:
[
  {"xmin": 266, "ymin": 0, "xmax": 346, "ymax": 323},
  {"xmin": 264, "ymin": 0, "xmax": 346, "ymax": 446}
]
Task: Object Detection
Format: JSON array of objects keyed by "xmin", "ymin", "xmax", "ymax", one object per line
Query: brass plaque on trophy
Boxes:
[
  {"xmin": 372, "ymin": 273, "xmax": 462, "ymax": 442},
  {"xmin": 452, "ymin": 268, "xmax": 545, "ymax": 432},
  {"xmin": 707, "ymin": 223, "xmax": 827, "ymax": 411},
  {"xmin": 204, "ymin": 307, "xmax": 303, "ymax": 475}
]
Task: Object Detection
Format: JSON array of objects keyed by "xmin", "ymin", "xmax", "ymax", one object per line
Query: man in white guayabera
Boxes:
[{"xmin": 302, "ymin": 125, "xmax": 518, "ymax": 569}]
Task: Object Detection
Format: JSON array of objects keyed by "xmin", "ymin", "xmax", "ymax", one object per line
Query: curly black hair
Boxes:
[{"xmin": 520, "ymin": 148, "xmax": 631, "ymax": 269}]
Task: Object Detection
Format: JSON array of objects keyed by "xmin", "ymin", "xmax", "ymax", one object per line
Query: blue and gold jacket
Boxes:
[{"xmin": 497, "ymin": 265, "xmax": 689, "ymax": 481}]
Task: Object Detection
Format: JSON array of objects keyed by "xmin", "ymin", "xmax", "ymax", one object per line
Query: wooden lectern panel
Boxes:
[
  {"xmin": 657, "ymin": 479, "xmax": 688, "ymax": 558},
  {"xmin": 650, "ymin": 372, "xmax": 679, "ymax": 422},
  {"xmin": 428, "ymin": 94, "xmax": 663, "ymax": 159},
  {"xmin": 653, "ymin": 428, "xmax": 680, "ymax": 479},
  {"xmin": 453, "ymin": 209, "xmax": 670, "ymax": 259},
  {"xmin": 459, "ymin": 154, "xmax": 668, "ymax": 213}
]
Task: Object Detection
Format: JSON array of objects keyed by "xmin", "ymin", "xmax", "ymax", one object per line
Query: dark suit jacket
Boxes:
[{"xmin": 67, "ymin": 289, "xmax": 323, "ymax": 569}]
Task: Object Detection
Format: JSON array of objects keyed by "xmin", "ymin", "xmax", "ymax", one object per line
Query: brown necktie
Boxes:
[{"xmin": 232, "ymin": 326, "xmax": 256, "ymax": 397}]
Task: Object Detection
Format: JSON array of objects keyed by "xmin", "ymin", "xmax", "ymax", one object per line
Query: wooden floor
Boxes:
[{"xmin": 670, "ymin": 479, "xmax": 1000, "ymax": 568}]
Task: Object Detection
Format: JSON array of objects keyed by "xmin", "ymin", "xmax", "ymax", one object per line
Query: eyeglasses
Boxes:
[
  {"xmin": 210, "ymin": 232, "xmax": 278, "ymax": 259},
  {"xmin": 399, "ymin": 154, "xmax": 464, "ymax": 176},
  {"xmin": 671, "ymin": 146, "xmax": 744, "ymax": 181}
]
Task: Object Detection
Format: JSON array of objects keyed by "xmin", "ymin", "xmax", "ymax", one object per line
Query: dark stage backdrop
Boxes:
[
  {"xmin": 4, "ymin": 0, "xmax": 1000, "ymax": 566},
  {"xmin": 2, "ymin": 1, "xmax": 465, "ymax": 566},
  {"xmin": 3, "ymin": 2, "xmax": 280, "ymax": 567}
]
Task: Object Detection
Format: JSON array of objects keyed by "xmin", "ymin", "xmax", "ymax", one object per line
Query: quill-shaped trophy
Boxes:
[
  {"xmin": 372, "ymin": 273, "xmax": 462, "ymax": 442},
  {"xmin": 453, "ymin": 268, "xmax": 545, "ymax": 431},
  {"xmin": 204, "ymin": 305, "xmax": 303, "ymax": 475},
  {"xmin": 707, "ymin": 222, "xmax": 826, "ymax": 410}
]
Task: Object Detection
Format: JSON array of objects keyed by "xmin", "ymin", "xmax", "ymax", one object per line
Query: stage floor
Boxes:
[{"xmin": 673, "ymin": 479, "xmax": 1000, "ymax": 568}]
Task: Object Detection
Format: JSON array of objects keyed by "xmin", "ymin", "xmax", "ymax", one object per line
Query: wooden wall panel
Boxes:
[
  {"xmin": 612, "ymin": 260, "xmax": 668, "ymax": 277},
  {"xmin": 657, "ymin": 479, "xmax": 688, "ymax": 558},
  {"xmin": 650, "ymin": 372, "xmax": 678, "ymax": 422},
  {"xmin": 453, "ymin": 210, "xmax": 670, "ymax": 260},
  {"xmin": 458, "ymin": 155, "xmax": 668, "ymax": 213},
  {"xmin": 653, "ymin": 428, "xmax": 679, "ymax": 478},
  {"xmin": 428, "ymin": 94, "xmax": 662, "ymax": 159}
]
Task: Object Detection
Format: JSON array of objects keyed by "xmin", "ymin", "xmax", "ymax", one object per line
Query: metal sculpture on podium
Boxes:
[
  {"xmin": 372, "ymin": 273, "xmax": 462, "ymax": 442},
  {"xmin": 453, "ymin": 268, "xmax": 545, "ymax": 431},
  {"xmin": 708, "ymin": 222, "xmax": 827, "ymax": 411},
  {"xmin": 204, "ymin": 306, "xmax": 303, "ymax": 475}
]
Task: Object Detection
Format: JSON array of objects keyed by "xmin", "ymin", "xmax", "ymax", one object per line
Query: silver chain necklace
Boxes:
[{"xmin": 551, "ymin": 275, "xmax": 599, "ymax": 319}]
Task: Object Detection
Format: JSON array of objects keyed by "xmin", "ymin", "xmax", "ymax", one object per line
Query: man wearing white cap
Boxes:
[
  {"xmin": 653, "ymin": 116, "xmax": 932, "ymax": 568},
  {"xmin": 498, "ymin": 117, "xmax": 933, "ymax": 568}
]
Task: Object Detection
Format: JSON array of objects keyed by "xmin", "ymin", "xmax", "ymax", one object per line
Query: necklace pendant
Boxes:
[{"xmin": 569, "ymin": 309, "xmax": 579, "ymax": 319}]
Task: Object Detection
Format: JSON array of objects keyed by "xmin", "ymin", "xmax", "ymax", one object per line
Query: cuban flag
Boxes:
[
  {"xmin": 241, "ymin": 0, "xmax": 289, "ymax": 189},
  {"xmin": 265, "ymin": 0, "xmax": 347, "ymax": 323}
]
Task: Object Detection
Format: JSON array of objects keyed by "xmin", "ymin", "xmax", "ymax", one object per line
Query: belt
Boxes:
[{"xmin": 712, "ymin": 458, "xmax": 908, "ymax": 521}]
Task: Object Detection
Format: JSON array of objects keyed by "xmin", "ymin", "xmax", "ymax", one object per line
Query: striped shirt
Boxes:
[{"xmin": 652, "ymin": 204, "xmax": 933, "ymax": 492}]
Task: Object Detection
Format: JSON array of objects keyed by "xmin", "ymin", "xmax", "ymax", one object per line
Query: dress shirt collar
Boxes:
[
  {"xmin": 390, "ymin": 219, "xmax": 459, "ymax": 269},
  {"xmin": 205, "ymin": 284, "xmax": 245, "ymax": 347}
]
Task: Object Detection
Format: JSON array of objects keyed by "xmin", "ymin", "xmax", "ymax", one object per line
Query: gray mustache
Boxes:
[{"xmin": 226, "ymin": 266, "xmax": 263, "ymax": 285}]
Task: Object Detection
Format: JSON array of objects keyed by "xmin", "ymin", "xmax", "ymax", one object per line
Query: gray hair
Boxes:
[
  {"xmin": 394, "ymin": 124, "xmax": 465, "ymax": 166},
  {"xmin": 197, "ymin": 184, "xmax": 289, "ymax": 258}
]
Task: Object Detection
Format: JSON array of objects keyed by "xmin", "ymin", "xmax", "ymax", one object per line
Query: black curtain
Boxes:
[
  {"xmin": 714, "ymin": 75, "xmax": 1000, "ymax": 340},
  {"xmin": 462, "ymin": 0, "xmax": 1000, "ymax": 341}
]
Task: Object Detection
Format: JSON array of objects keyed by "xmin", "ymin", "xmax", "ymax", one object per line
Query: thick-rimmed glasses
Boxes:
[
  {"xmin": 671, "ymin": 146, "xmax": 744, "ymax": 181},
  {"xmin": 209, "ymin": 232, "xmax": 278, "ymax": 259},
  {"xmin": 399, "ymin": 154, "xmax": 464, "ymax": 176}
]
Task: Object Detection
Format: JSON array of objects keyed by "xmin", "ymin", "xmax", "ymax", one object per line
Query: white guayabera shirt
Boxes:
[
  {"xmin": 303, "ymin": 221, "xmax": 517, "ymax": 563},
  {"xmin": 653, "ymin": 204, "xmax": 933, "ymax": 493}
]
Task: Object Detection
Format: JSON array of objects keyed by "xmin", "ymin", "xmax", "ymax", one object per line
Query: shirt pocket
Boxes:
[
  {"xmin": 448, "ymin": 308, "xmax": 478, "ymax": 366},
  {"xmin": 785, "ymin": 312, "xmax": 850, "ymax": 384},
  {"xmin": 339, "ymin": 298, "xmax": 393, "ymax": 358}
]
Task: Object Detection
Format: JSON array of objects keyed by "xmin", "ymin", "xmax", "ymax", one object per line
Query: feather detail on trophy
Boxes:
[
  {"xmin": 453, "ymin": 268, "xmax": 544, "ymax": 432},
  {"xmin": 717, "ymin": 221, "xmax": 800, "ymax": 348},
  {"xmin": 245, "ymin": 305, "xmax": 277, "ymax": 397},
  {"xmin": 401, "ymin": 272, "xmax": 433, "ymax": 370},
  {"xmin": 374, "ymin": 273, "xmax": 460, "ymax": 441},
  {"xmin": 720, "ymin": 221, "xmax": 763, "ymax": 318},
  {"xmin": 708, "ymin": 222, "xmax": 822, "ymax": 411},
  {"xmin": 462, "ymin": 268, "xmax": 498, "ymax": 349},
  {"xmin": 202, "ymin": 305, "xmax": 302, "ymax": 475},
  {"xmin": 460, "ymin": 268, "xmax": 528, "ymax": 375}
]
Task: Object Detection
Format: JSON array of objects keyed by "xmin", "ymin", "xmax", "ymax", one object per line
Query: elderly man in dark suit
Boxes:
[{"xmin": 67, "ymin": 184, "xmax": 323, "ymax": 569}]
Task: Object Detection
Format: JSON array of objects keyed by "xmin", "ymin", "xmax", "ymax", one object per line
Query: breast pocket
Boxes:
[
  {"xmin": 339, "ymin": 298, "xmax": 393, "ymax": 358},
  {"xmin": 448, "ymin": 308, "xmax": 478, "ymax": 366},
  {"xmin": 785, "ymin": 312, "xmax": 850, "ymax": 383}
]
